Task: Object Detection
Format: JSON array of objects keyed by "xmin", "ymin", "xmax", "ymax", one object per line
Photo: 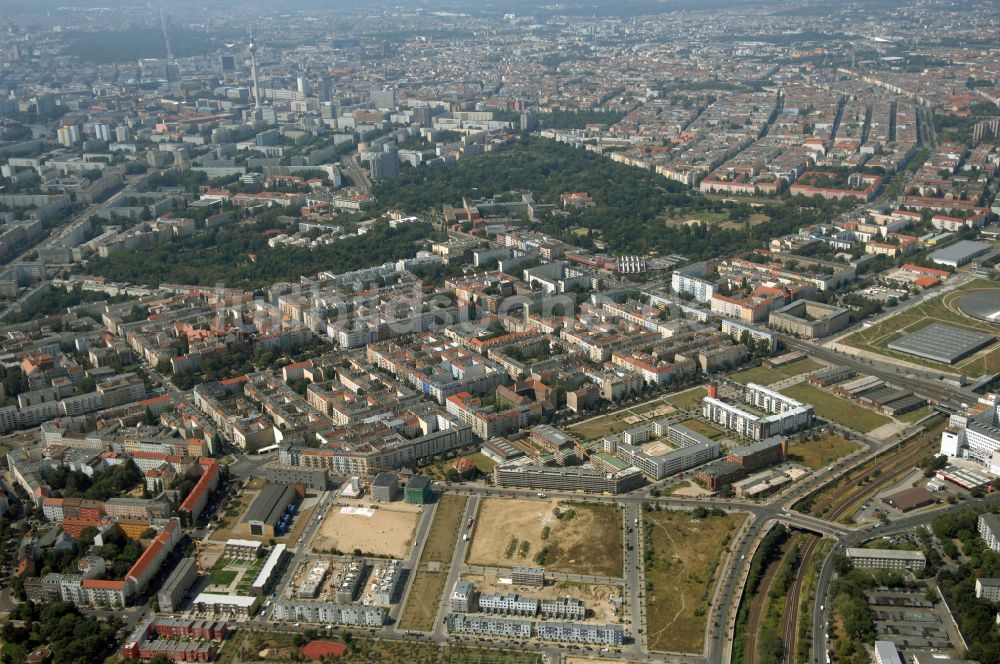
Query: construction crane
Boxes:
[
  {"xmin": 574, "ymin": 439, "xmax": 591, "ymax": 461},
  {"xmin": 192, "ymin": 538, "xmax": 205, "ymax": 573}
]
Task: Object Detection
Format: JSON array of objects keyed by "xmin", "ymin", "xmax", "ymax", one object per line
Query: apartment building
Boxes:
[
  {"xmin": 447, "ymin": 614, "xmax": 533, "ymax": 638},
  {"xmin": 271, "ymin": 601, "xmax": 387, "ymax": 626},
  {"xmin": 540, "ymin": 596, "xmax": 586, "ymax": 620},
  {"xmin": 975, "ymin": 577, "xmax": 1000, "ymax": 601},
  {"xmin": 702, "ymin": 384, "xmax": 813, "ymax": 441},
  {"xmin": 671, "ymin": 263, "xmax": 718, "ymax": 303},
  {"xmin": 980, "ymin": 513, "xmax": 1000, "ymax": 552},
  {"xmin": 603, "ymin": 421, "xmax": 720, "ymax": 480},
  {"xmin": 478, "ymin": 592, "xmax": 539, "ymax": 616},
  {"xmin": 157, "ymin": 557, "xmax": 198, "ymax": 614},
  {"xmin": 536, "ymin": 621, "xmax": 625, "ymax": 646}
]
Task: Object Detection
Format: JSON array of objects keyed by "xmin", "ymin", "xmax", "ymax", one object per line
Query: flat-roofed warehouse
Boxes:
[
  {"xmin": 928, "ymin": 240, "xmax": 992, "ymax": 268},
  {"xmin": 886, "ymin": 323, "xmax": 995, "ymax": 364},
  {"xmin": 240, "ymin": 483, "xmax": 301, "ymax": 538},
  {"xmin": 882, "ymin": 486, "xmax": 937, "ymax": 512}
]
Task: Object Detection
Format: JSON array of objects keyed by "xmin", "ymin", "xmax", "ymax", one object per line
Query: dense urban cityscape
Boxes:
[{"xmin": 1, "ymin": 1, "xmax": 1000, "ymax": 664}]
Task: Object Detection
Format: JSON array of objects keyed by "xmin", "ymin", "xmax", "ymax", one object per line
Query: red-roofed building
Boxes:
[
  {"xmin": 81, "ymin": 578, "xmax": 128, "ymax": 608},
  {"xmin": 61, "ymin": 517, "xmax": 113, "ymax": 538},
  {"xmin": 452, "ymin": 457, "xmax": 476, "ymax": 478},
  {"xmin": 901, "ymin": 263, "xmax": 950, "ymax": 278},
  {"xmin": 281, "ymin": 360, "xmax": 313, "ymax": 382},
  {"xmin": 178, "ymin": 458, "xmax": 219, "ymax": 522}
]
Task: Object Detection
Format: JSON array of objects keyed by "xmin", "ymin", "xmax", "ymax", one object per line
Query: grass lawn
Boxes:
[
  {"xmin": 798, "ymin": 421, "xmax": 945, "ymax": 521},
  {"xmin": 666, "ymin": 210, "xmax": 729, "ymax": 227},
  {"xmin": 664, "ymin": 386, "xmax": 708, "ymax": 411},
  {"xmin": 781, "ymin": 383, "xmax": 891, "ymax": 433},
  {"xmin": 840, "ymin": 279, "xmax": 1000, "ymax": 378},
  {"xmin": 442, "ymin": 646, "xmax": 543, "ymax": 664},
  {"xmin": 569, "ymin": 412, "xmax": 634, "ymax": 440},
  {"xmin": 210, "ymin": 568, "xmax": 238, "ymax": 586},
  {"xmin": 420, "ymin": 495, "xmax": 468, "ymax": 565},
  {"xmin": 730, "ymin": 359, "xmax": 824, "ymax": 386},
  {"xmin": 896, "ymin": 406, "xmax": 933, "ymax": 424},
  {"xmin": 731, "ymin": 365, "xmax": 785, "ymax": 385},
  {"xmin": 341, "ymin": 639, "xmax": 440, "ymax": 664},
  {"xmin": 398, "ymin": 569, "xmax": 448, "ymax": 632},
  {"xmin": 424, "ymin": 452, "xmax": 498, "ymax": 480},
  {"xmin": 786, "ymin": 433, "xmax": 862, "ymax": 470},
  {"xmin": 677, "ymin": 418, "xmax": 725, "ymax": 439},
  {"xmin": 644, "ymin": 510, "xmax": 747, "ymax": 653},
  {"xmin": 661, "ymin": 480, "xmax": 694, "ymax": 495},
  {"xmin": 632, "ymin": 399, "xmax": 671, "ymax": 415},
  {"xmin": 214, "ymin": 627, "xmax": 242, "ymax": 664}
]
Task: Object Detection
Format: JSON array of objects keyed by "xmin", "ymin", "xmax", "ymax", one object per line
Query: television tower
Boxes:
[
  {"xmin": 249, "ymin": 29, "xmax": 262, "ymax": 112},
  {"xmin": 159, "ymin": 3, "xmax": 176, "ymax": 84}
]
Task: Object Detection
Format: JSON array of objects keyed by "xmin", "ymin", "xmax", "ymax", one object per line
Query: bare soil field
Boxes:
[
  {"xmin": 644, "ymin": 510, "xmax": 747, "ymax": 653},
  {"xmin": 466, "ymin": 498, "xmax": 623, "ymax": 577},
  {"xmin": 311, "ymin": 503, "xmax": 421, "ymax": 559}
]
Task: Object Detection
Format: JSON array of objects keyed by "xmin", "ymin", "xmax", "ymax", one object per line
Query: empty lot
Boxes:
[
  {"xmin": 420, "ymin": 495, "xmax": 468, "ymax": 564},
  {"xmin": 644, "ymin": 509, "xmax": 747, "ymax": 653},
  {"xmin": 312, "ymin": 503, "xmax": 421, "ymax": 559},
  {"xmin": 467, "ymin": 498, "xmax": 623, "ymax": 578}
]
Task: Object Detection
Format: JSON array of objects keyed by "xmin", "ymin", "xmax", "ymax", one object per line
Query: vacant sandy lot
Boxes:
[
  {"xmin": 462, "ymin": 570, "xmax": 622, "ymax": 622},
  {"xmin": 467, "ymin": 498, "xmax": 622, "ymax": 577},
  {"xmin": 311, "ymin": 503, "xmax": 421, "ymax": 559},
  {"xmin": 199, "ymin": 541, "xmax": 225, "ymax": 569}
]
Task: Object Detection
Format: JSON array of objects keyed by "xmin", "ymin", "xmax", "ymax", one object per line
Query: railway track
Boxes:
[
  {"xmin": 824, "ymin": 432, "xmax": 938, "ymax": 523},
  {"xmin": 780, "ymin": 534, "xmax": 820, "ymax": 664},
  {"xmin": 806, "ymin": 424, "xmax": 941, "ymax": 521},
  {"xmin": 743, "ymin": 547, "xmax": 782, "ymax": 664},
  {"xmin": 745, "ymin": 534, "xmax": 802, "ymax": 664}
]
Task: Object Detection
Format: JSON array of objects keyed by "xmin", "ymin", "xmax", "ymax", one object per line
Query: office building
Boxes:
[
  {"xmin": 371, "ymin": 473, "xmax": 400, "ymax": 502},
  {"xmin": 845, "ymin": 547, "xmax": 925, "ymax": 571},
  {"xmin": 940, "ymin": 394, "xmax": 1000, "ymax": 471},
  {"xmin": 450, "ymin": 580, "xmax": 478, "ymax": 612},
  {"xmin": 768, "ymin": 300, "xmax": 850, "ymax": 339},
  {"xmin": 493, "ymin": 459, "xmax": 645, "ymax": 494},
  {"xmin": 404, "ymin": 475, "xmax": 432, "ymax": 504}
]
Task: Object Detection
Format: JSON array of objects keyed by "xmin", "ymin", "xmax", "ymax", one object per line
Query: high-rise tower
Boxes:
[{"xmin": 249, "ymin": 29, "xmax": 262, "ymax": 112}]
